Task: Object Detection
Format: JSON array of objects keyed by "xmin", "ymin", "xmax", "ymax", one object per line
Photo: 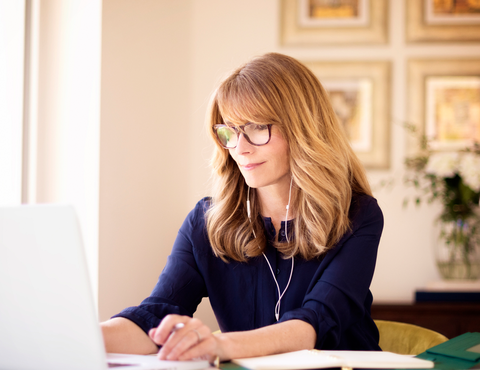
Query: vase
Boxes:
[{"xmin": 434, "ymin": 216, "xmax": 480, "ymax": 280}]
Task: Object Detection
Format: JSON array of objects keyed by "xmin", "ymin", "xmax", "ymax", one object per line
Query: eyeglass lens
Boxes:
[{"xmin": 215, "ymin": 124, "xmax": 270, "ymax": 148}]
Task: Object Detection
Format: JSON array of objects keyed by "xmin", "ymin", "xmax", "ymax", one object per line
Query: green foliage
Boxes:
[{"xmin": 402, "ymin": 127, "xmax": 480, "ymax": 264}]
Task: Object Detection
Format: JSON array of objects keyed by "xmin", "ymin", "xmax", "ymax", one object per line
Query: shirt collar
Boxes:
[{"xmin": 262, "ymin": 217, "xmax": 294, "ymax": 243}]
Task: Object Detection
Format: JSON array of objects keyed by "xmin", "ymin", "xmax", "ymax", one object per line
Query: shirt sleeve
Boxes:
[
  {"xmin": 278, "ymin": 195, "xmax": 384, "ymax": 349},
  {"xmin": 111, "ymin": 199, "xmax": 209, "ymax": 335}
]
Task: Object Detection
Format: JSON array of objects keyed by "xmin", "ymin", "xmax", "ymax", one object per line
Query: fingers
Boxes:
[
  {"xmin": 150, "ymin": 315, "xmax": 215, "ymax": 362},
  {"xmin": 173, "ymin": 334, "xmax": 217, "ymax": 362},
  {"xmin": 149, "ymin": 317, "xmax": 186, "ymax": 346},
  {"xmin": 159, "ymin": 318, "xmax": 209, "ymax": 361},
  {"xmin": 159, "ymin": 327, "xmax": 206, "ymax": 361}
]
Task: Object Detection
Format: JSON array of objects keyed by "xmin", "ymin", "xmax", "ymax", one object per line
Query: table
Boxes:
[{"xmin": 372, "ymin": 302, "xmax": 480, "ymax": 339}]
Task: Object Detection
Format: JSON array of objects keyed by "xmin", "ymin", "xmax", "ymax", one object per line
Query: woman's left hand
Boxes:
[{"xmin": 148, "ymin": 314, "xmax": 221, "ymax": 363}]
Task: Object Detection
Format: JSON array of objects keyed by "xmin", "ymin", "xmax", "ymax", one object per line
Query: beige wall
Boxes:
[
  {"xmin": 99, "ymin": 0, "xmax": 193, "ymax": 321},
  {"xmin": 31, "ymin": 0, "xmax": 480, "ymax": 329}
]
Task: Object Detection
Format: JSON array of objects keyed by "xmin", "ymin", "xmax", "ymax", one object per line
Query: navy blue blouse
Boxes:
[{"xmin": 114, "ymin": 193, "xmax": 383, "ymax": 350}]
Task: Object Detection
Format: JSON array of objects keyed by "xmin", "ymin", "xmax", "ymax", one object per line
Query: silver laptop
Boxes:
[{"xmin": 0, "ymin": 204, "xmax": 209, "ymax": 370}]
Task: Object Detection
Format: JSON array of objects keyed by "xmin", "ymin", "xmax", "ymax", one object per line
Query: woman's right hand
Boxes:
[{"xmin": 149, "ymin": 314, "xmax": 222, "ymax": 363}]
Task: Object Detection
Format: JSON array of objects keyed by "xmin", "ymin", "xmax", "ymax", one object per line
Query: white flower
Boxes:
[
  {"xmin": 425, "ymin": 152, "xmax": 459, "ymax": 178},
  {"xmin": 459, "ymin": 153, "xmax": 480, "ymax": 192}
]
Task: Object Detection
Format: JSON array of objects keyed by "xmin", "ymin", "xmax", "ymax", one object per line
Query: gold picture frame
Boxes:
[
  {"xmin": 407, "ymin": 59, "xmax": 480, "ymax": 155},
  {"xmin": 406, "ymin": 0, "xmax": 480, "ymax": 42},
  {"xmin": 280, "ymin": 0, "xmax": 388, "ymax": 45},
  {"xmin": 304, "ymin": 60, "xmax": 391, "ymax": 169}
]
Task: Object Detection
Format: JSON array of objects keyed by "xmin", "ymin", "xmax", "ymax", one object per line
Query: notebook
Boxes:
[
  {"xmin": 232, "ymin": 349, "xmax": 434, "ymax": 369},
  {"xmin": 0, "ymin": 204, "xmax": 209, "ymax": 370}
]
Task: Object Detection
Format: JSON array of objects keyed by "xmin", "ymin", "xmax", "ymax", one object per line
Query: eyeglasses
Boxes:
[{"xmin": 213, "ymin": 123, "xmax": 272, "ymax": 149}]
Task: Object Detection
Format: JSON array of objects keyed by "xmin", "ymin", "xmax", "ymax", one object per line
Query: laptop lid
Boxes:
[
  {"xmin": 0, "ymin": 204, "xmax": 209, "ymax": 370},
  {"xmin": 0, "ymin": 204, "xmax": 107, "ymax": 370}
]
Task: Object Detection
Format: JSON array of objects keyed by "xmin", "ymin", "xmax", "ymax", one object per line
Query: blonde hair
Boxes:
[{"xmin": 205, "ymin": 53, "xmax": 372, "ymax": 262}]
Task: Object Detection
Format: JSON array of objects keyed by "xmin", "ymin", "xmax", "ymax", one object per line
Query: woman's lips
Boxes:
[{"xmin": 241, "ymin": 162, "xmax": 265, "ymax": 171}]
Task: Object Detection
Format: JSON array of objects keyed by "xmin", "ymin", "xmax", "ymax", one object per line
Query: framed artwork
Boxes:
[
  {"xmin": 426, "ymin": 77, "xmax": 480, "ymax": 150},
  {"xmin": 407, "ymin": 59, "xmax": 480, "ymax": 154},
  {"xmin": 406, "ymin": 0, "xmax": 480, "ymax": 42},
  {"xmin": 304, "ymin": 60, "xmax": 391, "ymax": 169},
  {"xmin": 322, "ymin": 79, "xmax": 373, "ymax": 153},
  {"xmin": 298, "ymin": 0, "xmax": 369, "ymax": 27},
  {"xmin": 280, "ymin": 0, "xmax": 388, "ymax": 45}
]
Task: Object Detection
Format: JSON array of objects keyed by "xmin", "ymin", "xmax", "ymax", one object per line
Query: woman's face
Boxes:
[{"xmin": 228, "ymin": 125, "xmax": 290, "ymax": 192}]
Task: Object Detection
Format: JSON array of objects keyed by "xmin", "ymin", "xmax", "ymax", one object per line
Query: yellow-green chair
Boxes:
[{"xmin": 375, "ymin": 320, "xmax": 449, "ymax": 355}]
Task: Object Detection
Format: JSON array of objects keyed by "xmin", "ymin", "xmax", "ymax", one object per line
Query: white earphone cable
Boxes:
[
  {"xmin": 247, "ymin": 186, "xmax": 256, "ymax": 238},
  {"xmin": 285, "ymin": 177, "xmax": 293, "ymax": 243},
  {"xmin": 262, "ymin": 252, "xmax": 294, "ymax": 321},
  {"xmin": 247, "ymin": 180, "xmax": 295, "ymax": 321}
]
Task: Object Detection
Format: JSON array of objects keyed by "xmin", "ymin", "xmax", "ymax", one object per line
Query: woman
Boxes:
[{"xmin": 101, "ymin": 53, "xmax": 384, "ymax": 363}]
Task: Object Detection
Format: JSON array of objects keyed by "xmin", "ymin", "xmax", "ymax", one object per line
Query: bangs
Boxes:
[{"xmin": 215, "ymin": 72, "xmax": 281, "ymax": 127}]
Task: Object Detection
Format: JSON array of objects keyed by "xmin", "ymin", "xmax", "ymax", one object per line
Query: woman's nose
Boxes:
[{"xmin": 235, "ymin": 132, "xmax": 253, "ymax": 155}]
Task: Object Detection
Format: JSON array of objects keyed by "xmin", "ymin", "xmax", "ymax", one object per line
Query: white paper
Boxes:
[{"xmin": 232, "ymin": 350, "xmax": 434, "ymax": 370}]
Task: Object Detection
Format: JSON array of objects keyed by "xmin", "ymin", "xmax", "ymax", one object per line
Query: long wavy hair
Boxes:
[{"xmin": 205, "ymin": 53, "xmax": 372, "ymax": 262}]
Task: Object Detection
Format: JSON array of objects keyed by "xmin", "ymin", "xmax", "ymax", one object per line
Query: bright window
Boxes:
[{"xmin": 0, "ymin": 0, "xmax": 25, "ymax": 205}]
